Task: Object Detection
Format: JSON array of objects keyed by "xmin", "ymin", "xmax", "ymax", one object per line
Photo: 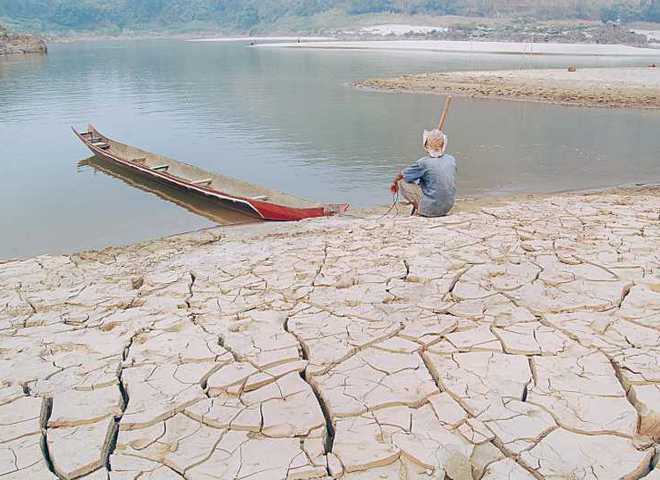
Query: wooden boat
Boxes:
[{"xmin": 73, "ymin": 125, "xmax": 349, "ymax": 221}]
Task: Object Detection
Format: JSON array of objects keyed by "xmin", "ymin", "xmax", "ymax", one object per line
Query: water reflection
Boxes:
[{"xmin": 78, "ymin": 156, "xmax": 258, "ymax": 225}]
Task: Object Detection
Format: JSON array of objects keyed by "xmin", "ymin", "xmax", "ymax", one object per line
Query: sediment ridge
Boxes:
[
  {"xmin": 1, "ymin": 186, "xmax": 659, "ymax": 479},
  {"xmin": 356, "ymin": 66, "xmax": 660, "ymax": 109}
]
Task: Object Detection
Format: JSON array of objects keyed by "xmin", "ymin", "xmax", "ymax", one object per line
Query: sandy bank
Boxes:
[
  {"xmin": 0, "ymin": 28, "xmax": 47, "ymax": 55},
  {"xmin": 356, "ymin": 66, "xmax": 660, "ymax": 109},
  {"xmin": 2, "ymin": 186, "xmax": 660, "ymax": 479},
  {"xmin": 358, "ymin": 24, "xmax": 446, "ymax": 36},
  {"xmin": 188, "ymin": 35, "xmax": 334, "ymax": 43},
  {"xmin": 256, "ymin": 39, "xmax": 660, "ymax": 56},
  {"xmin": 634, "ymin": 29, "xmax": 660, "ymax": 43}
]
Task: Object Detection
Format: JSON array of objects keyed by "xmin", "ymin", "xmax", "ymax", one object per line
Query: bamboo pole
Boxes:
[{"xmin": 438, "ymin": 96, "xmax": 453, "ymax": 131}]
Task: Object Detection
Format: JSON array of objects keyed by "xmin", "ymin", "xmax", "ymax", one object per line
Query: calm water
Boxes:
[{"xmin": 1, "ymin": 40, "xmax": 659, "ymax": 259}]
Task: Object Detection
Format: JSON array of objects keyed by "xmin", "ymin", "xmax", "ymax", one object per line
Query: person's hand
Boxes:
[{"xmin": 390, "ymin": 174, "xmax": 403, "ymax": 194}]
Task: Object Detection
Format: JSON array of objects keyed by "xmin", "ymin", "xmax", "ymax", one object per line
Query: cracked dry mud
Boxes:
[{"xmin": 1, "ymin": 186, "xmax": 659, "ymax": 479}]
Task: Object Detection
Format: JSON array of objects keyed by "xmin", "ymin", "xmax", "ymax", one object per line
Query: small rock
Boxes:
[{"xmin": 130, "ymin": 276, "xmax": 144, "ymax": 290}]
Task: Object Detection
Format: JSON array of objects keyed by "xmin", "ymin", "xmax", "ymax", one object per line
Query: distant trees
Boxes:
[
  {"xmin": 601, "ymin": 1, "xmax": 641, "ymax": 22},
  {"xmin": 345, "ymin": 0, "xmax": 394, "ymax": 14},
  {"xmin": 600, "ymin": 0, "xmax": 660, "ymax": 23},
  {"xmin": 397, "ymin": 0, "xmax": 465, "ymax": 15},
  {"xmin": 236, "ymin": 5, "xmax": 259, "ymax": 28},
  {"xmin": 645, "ymin": 0, "xmax": 660, "ymax": 20},
  {"xmin": 0, "ymin": 0, "xmax": 657, "ymax": 32}
]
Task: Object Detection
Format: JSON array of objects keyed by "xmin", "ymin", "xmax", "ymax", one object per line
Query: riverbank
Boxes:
[
  {"xmin": 0, "ymin": 26, "xmax": 47, "ymax": 55},
  {"xmin": 1, "ymin": 185, "xmax": 659, "ymax": 479},
  {"xmin": 260, "ymin": 38, "xmax": 660, "ymax": 56},
  {"xmin": 347, "ymin": 19, "xmax": 651, "ymax": 46},
  {"xmin": 356, "ymin": 66, "xmax": 660, "ymax": 109}
]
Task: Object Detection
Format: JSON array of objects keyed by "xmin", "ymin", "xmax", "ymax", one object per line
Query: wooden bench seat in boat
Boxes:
[
  {"xmin": 192, "ymin": 178, "xmax": 213, "ymax": 186},
  {"xmin": 151, "ymin": 164, "xmax": 169, "ymax": 171}
]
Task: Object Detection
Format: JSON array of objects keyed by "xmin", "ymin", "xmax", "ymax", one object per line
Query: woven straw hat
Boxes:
[{"xmin": 423, "ymin": 129, "xmax": 447, "ymax": 158}]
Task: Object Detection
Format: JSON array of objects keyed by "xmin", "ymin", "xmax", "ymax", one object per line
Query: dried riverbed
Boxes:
[
  {"xmin": 1, "ymin": 186, "xmax": 660, "ymax": 479},
  {"xmin": 356, "ymin": 67, "xmax": 660, "ymax": 109}
]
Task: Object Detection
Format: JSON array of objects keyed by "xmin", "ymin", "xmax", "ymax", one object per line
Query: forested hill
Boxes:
[{"xmin": 1, "ymin": 0, "xmax": 658, "ymax": 33}]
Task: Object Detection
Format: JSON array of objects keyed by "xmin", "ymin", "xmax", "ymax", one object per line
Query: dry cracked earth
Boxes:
[{"xmin": 1, "ymin": 187, "xmax": 660, "ymax": 480}]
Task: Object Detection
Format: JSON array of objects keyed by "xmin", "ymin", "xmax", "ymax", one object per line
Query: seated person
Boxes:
[{"xmin": 390, "ymin": 129, "xmax": 456, "ymax": 217}]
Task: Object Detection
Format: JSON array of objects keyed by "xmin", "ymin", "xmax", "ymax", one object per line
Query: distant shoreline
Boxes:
[
  {"xmin": 257, "ymin": 39, "xmax": 660, "ymax": 57},
  {"xmin": 188, "ymin": 36, "xmax": 334, "ymax": 43},
  {"xmin": 35, "ymin": 20, "xmax": 660, "ymax": 49}
]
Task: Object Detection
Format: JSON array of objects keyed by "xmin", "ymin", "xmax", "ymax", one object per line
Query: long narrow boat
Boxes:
[{"xmin": 73, "ymin": 125, "xmax": 349, "ymax": 221}]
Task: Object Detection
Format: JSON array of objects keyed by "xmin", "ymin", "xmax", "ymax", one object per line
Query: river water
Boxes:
[{"xmin": 1, "ymin": 39, "xmax": 659, "ymax": 259}]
